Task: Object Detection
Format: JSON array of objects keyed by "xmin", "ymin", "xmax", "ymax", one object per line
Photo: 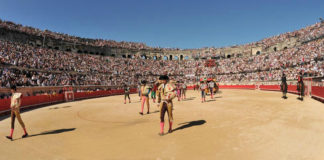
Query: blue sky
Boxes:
[{"xmin": 0, "ymin": 0, "xmax": 323, "ymax": 49}]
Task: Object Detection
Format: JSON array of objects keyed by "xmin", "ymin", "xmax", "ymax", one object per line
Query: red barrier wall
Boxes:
[
  {"xmin": 259, "ymin": 85, "xmax": 280, "ymax": 91},
  {"xmin": 219, "ymin": 85, "xmax": 256, "ymax": 89},
  {"xmin": 312, "ymin": 86, "xmax": 324, "ymax": 101},
  {"xmin": 0, "ymin": 94, "xmax": 65, "ymax": 113},
  {"xmin": 0, "ymin": 99, "xmax": 10, "ymax": 112},
  {"xmin": 73, "ymin": 89, "xmax": 126, "ymax": 100},
  {"xmin": 184, "ymin": 84, "xmax": 323, "ymax": 102},
  {"xmin": 1, "ymin": 85, "xmax": 322, "ymax": 114},
  {"xmin": 259, "ymin": 85, "xmax": 299, "ymax": 94},
  {"xmin": 0, "ymin": 89, "xmax": 137, "ymax": 113},
  {"xmin": 288, "ymin": 85, "xmax": 298, "ymax": 94}
]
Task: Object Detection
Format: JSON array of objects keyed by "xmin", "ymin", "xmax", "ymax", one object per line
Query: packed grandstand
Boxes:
[{"xmin": 0, "ymin": 18, "xmax": 323, "ymax": 99}]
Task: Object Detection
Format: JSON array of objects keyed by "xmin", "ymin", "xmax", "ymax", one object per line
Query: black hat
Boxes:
[
  {"xmin": 141, "ymin": 80, "xmax": 147, "ymax": 84},
  {"xmin": 159, "ymin": 75, "xmax": 169, "ymax": 80},
  {"xmin": 10, "ymin": 85, "xmax": 17, "ymax": 91}
]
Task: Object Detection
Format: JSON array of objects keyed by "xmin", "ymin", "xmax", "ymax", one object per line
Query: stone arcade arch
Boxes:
[
  {"xmin": 180, "ymin": 55, "xmax": 183, "ymax": 60},
  {"xmin": 141, "ymin": 55, "xmax": 147, "ymax": 59},
  {"xmin": 163, "ymin": 56, "xmax": 168, "ymax": 60},
  {"xmin": 169, "ymin": 55, "xmax": 173, "ymax": 60}
]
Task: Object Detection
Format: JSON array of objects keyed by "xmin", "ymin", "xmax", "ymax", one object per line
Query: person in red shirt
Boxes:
[{"xmin": 151, "ymin": 81, "xmax": 159, "ymax": 103}]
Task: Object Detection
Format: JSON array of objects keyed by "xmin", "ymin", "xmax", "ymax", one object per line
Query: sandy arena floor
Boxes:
[{"xmin": 0, "ymin": 90, "xmax": 324, "ymax": 160}]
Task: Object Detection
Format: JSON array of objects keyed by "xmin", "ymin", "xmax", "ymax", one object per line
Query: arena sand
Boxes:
[{"xmin": 0, "ymin": 90, "xmax": 324, "ymax": 160}]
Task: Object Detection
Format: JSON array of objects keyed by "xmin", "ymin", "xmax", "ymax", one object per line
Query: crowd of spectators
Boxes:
[
  {"xmin": 0, "ymin": 19, "xmax": 324, "ymax": 95},
  {"xmin": 240, "ymin": 21, "xmax": 324, "ymax": 49},
  {"xmin": 1, "ymin": 38, "xmax": 323, "ymax": 89},
  {"xmin": 0, "ymin": 19, "xmax": 150, "ymax": 50}
]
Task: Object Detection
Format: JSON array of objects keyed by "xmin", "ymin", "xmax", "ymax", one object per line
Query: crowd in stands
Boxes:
[
  {"xmin": 1, "ymin": 38, "xmax": 323, "ymax": 88},
  {"xmin": 196, "ymin": 39, "xmax": 324, "ymax": 81},
  {"xmin": 0, "ymin": 18, "xmax": 150, "ymax": 50},
  {"xmin": 0, "ymin": 19, "xmax": 324, "ymax": 99},
  {"xmin": 244, "ymin": 21, "xmax": 324, "ymax": 49}
]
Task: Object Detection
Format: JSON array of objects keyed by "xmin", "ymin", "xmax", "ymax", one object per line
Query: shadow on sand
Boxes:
[
  {"xmin": 150, "ymin": 110, "xmax": 159, "ymax": 114},
  {"xmin": 131, "ymin": 100, "xmax": 142, "ymax": 103},
  {"xmin": 182, "ymin": 97, "xmax": 196, "ymax": 101},
  {"xmin": 22, "ymin": 128, "xmax": 76, "ymax": 139},
  {"xmin": 139, "ymin": 110, "xmax": 159, "ymax": 116},
  {"xmin": 172, "ymin": 120, "xmax": 206, "ymax": 132},
  {"xmin": 49, "ymin": 106, "xmax": 72, "ymax": 110}
]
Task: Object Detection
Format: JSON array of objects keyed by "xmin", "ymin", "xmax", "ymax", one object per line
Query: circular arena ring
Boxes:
[{"xmin": 1, "ymin": 89, "xmax": 324, "ymax": 160}]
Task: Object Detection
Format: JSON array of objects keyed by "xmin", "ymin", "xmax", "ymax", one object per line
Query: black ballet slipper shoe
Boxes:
[
  {"xmin": 6, "ymin": 136, "xmax": 13, "ymax": 141},
  {"xmin": 22, "ymin": 133, "xmax": 28, "ymax": 138}
]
